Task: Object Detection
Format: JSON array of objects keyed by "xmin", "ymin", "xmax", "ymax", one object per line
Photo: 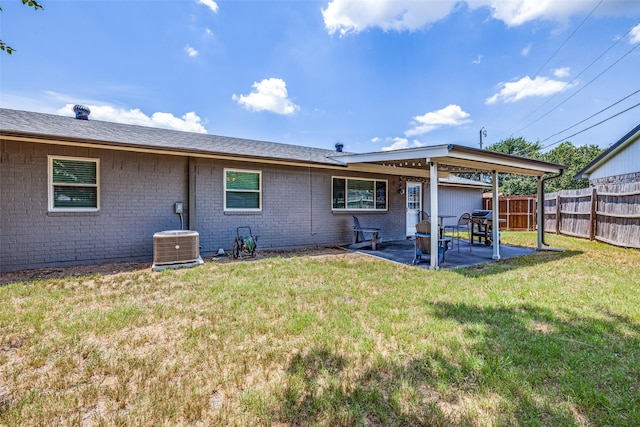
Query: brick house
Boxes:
[{"xmin": 1, "ymin": 108, "xmax": 565, "ymax": 271}]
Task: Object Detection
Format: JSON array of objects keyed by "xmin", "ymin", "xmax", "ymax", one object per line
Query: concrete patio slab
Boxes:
[{"xmin": 352, "ymin": 238, "xmax": 536, "ymax": 269}]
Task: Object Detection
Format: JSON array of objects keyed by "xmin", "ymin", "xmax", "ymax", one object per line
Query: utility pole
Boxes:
[
  {"xmin": 479, "ymin": 127, "xmax": 487, "ymax": 149},
  {"xmin": 479, "ymin": 127, "xmax": 487, "ymax": 183}
]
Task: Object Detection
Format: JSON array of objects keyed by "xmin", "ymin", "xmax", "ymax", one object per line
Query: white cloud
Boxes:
[
  {"xmin": 370, "ymin": 137, "xmax": 381, "ymax": 143},
  {"xmin": 405, "ymin": 104, "xmax": 471, "ymax": 137},
  {"xmin": 486, "ymin": 75, "xmax": 576, "ymax": 104},
  {"xmin": 57, "ymin": 104, "xmax": 208, "ymax": 133},
  {"xmin": 472, "ymin": 54, "xmax": 483, "ymax": 64},
  {"xmin": 196, "ymin": 0, "xmax": 218, "ymax": 13},
  {"xmin": 473, "ymin": 0, "xmax": 580, "ymax": 27},
  {"xmin": 631, "ymin": 23, "xmax": 640, "ymax": 44},
  {"xmin": 380, "ymin": 137, "xmax": 426, "ymax": 151},
  {"xmin": 232, "ymin": 78, "xmax": 300, "ymax": 115},
  {"xmin": 553, "ymin": 67, "xmax": 570, "ymax": 78},
  {"xmin": 322, "ymin": 0, "xmax": 639, "ymax": 34},
  {"xmin": 322, "ymin": 0, "xmax": 455, "ymax": 35},
  {"xmin": 184, "ymin": 45, "xmax": 199, "ymax": 57},
  {"xmin": 521, "ymin": 43, "xmax": 532, "ymax": 56}
]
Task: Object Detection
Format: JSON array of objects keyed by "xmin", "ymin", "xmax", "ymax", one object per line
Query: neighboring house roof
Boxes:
[
  {"xmin": 0, "ymin": 108, "xmax": 346, "ymax": 166},
  {"xmin": 575, "ymin": 123, "xmax": 640, "ymax": 179}
]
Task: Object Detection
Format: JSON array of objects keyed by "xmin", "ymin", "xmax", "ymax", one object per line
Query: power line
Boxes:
[
  {"xmin": 540, "ymin": 101, "xmax": 640, "ymax": 150},
  {"xmin": 527, "ymin": 0, "xmax": 603, "ymax": 83},
  {"xmin": 511, "ymin": 36, "xmax": 640, "ymax": 135},
  {"xmin": 538, "ymin": 88, "xmax": 640, "ymax": 144},
  {"xmin": 485, "ymin": 0, "xmax": 603, "ymax": 128}
]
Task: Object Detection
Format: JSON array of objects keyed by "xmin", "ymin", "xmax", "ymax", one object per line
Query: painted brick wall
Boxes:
[
  {"xmin": 193, "ymin": 159, "xmax": 407, "ymax": 256},
  {"xmin": 590, "ymin": 171, "xmax": 640, "ymax": 186},
  {"xmin": 1, "ymin": 141, "xmax": 410, "ymax": 271}
]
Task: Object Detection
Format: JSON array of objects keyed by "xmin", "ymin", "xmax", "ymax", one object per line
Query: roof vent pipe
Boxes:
[
  {"xmin": 335, "ymin": 142, "xmax": 344, "ymax": 152},
  {"xmin": 73, "ymin": 105, "xmax": 91, "ymax": 120}
]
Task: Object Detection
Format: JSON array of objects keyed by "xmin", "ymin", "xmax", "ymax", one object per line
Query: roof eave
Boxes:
[
  {"xmin": 574, "ymin": 123, "xmax": 640, "ymax": 179},
  {"xmin": 0, "ymin": 130, "xmax": 346, "ymax": 168}
]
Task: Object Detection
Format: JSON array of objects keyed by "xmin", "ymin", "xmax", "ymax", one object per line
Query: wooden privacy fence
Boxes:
[
  {"xmin": 544, "ymin": 182, "xmax": 640, "ymax": 249},
  {"xmin": 483, "ymin": 196, "xmax": 537, "ymax": 231}
]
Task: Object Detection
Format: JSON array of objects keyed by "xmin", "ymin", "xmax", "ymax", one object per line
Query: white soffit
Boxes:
[{"xmin": 331, "ymin": 144, "xmax": 566, "ymax": 177}]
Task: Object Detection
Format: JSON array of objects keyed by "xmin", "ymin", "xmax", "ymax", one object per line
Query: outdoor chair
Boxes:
[
  {"xmin": 444, "ymin": 213, "xmax": 472, "ymax": 253},
  {"xmin": 413, "ymin": 220, "xmax": 449, "ymax": 265},
  {"xmin": 350, "ymin": 215, "xmax": 382, "ymax": 250}
]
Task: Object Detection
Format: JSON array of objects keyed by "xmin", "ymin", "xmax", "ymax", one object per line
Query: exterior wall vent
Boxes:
[{"xmin": 152, "ymin": 230, "xmax": 203, "ymax": 271}]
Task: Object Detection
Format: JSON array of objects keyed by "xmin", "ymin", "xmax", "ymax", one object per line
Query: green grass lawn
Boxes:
[{"xmin": 1, "ymin": 232, "xmax": 639, "ymax": 426}]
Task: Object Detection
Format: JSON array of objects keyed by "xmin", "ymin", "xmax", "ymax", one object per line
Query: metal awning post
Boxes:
[
  {"xmin": 537, "ymin": 176, "xmax": 544, "ymax": 250},
  {"xmin": 492, "ymin": 170, "xmax": 500, "ymax": 260},
  {"xmin": 429, "ymin": 161, "xmax": 439, "ymax": 270}
]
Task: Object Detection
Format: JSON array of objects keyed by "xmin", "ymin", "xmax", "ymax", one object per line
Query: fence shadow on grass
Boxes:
[
  {"xmin": 452, "ymin": 249, "xmax": 583, "ymax": 278},
  {"xmin": 270, "ymin": 303, "xmax": 639, "ymax": 426}
]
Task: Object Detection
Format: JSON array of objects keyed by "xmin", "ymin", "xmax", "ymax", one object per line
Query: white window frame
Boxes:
[
  {"xmin": 224, "ymin": 168, "xmax": 262, "ymax": 212},
  {"xmin": 331, "ymin": 176, "xmax": 388, "ymax": 212},
  {"xmin": 48, "ymin": 155, "xmax": 100, "ymax": 212}
]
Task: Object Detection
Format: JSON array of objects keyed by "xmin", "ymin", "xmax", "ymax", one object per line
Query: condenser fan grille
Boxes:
[{"xmin": 152, "ymin": 230, "xmax": 202, "ymax": 270}]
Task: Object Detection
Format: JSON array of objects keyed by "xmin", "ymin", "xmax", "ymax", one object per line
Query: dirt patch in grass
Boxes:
[{"xmin": 0, "ymin": 246, "xmax": 350, "ymax": 286}]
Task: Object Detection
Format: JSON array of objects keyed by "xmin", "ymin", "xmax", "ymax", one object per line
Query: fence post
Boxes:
[
  {"xmin": 590, "ymin": 187, "xmax": 597, "ymax": 241},
  {"xmin": 556, "ymin": 194, "xmax": 561, "ymax": 235}
]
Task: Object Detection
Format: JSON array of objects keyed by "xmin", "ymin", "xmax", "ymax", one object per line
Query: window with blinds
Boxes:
[
  {"xmin": 332, "ymin": 177, "xmax": 387, "ymax": 211},
  {"xmin": 224, "ymin": 169, "xmax": 262, "ymax": 211},
  {"xmin": 48, "ymin": 156, "xmax": 100, "ymax": 211}
]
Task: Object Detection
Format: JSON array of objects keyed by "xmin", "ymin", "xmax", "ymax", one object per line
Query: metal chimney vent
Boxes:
[
  {"xmin": 73, "ymin": 105, "xmax": 91, "ymax": 120},
  {"xmin": 335, "ymin": 142, "xmax": 344, "ymax": 152}
]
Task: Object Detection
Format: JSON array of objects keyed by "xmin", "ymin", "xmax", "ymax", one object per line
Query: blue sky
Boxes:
[{"xmin": 1, "ymin": 0, "xmax": 639, "ymax": 153}]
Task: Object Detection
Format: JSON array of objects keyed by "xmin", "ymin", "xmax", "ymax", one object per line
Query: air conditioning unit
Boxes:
[{"xmin": 152, "ymin": 230, "xmax": 203, "ymax": 271}]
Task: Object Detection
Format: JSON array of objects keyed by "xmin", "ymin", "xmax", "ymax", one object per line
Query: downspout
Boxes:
[
  {"xmin": 537, "ymin": 169, "xmax": 564, "ymax": 251},
  {"xmin": 309, "ymin": 167, "xmax": 316, "ymax": 236},
  {"xmin": 188, "ymin": 157, "xmax": 196, "ymax": 231}
]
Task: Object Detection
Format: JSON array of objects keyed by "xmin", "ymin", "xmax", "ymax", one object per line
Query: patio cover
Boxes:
[{"xmin": 331, "ymin": 144, "xmax": 567, "ymax": 269}]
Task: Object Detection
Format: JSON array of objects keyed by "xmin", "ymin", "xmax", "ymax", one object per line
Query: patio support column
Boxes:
[
  {"xmin": 491, "ymin": 170, "xmax": 500, "ymax": 260},
  {"xmin": 429, "ymin": 161, "xmax": 440, "ymax": 269},
  {"xmin": 537, "ymin": 176, "xmax": 544, "ymax": 249}
]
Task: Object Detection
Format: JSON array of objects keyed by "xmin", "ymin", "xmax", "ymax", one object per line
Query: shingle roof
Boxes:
[{"xmin": 0, "ymin": 108, "xmax": 347, "ymax": 166}]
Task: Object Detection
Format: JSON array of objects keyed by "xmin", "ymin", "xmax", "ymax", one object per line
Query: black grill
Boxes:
[{"xmin": 471, "ymin": 209, "xmax": 492, "ymax": 218}]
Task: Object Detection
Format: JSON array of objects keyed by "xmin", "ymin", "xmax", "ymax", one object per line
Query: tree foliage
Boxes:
[
  {"xmin": 0, "ymin": 0, "xmax": 44, "ymax": 55},
  {"xmin": 486, "ymin": 136, "xmax": 542, "ymax": 159},
  {"xmin": 485, "ymin": 137, "xmax": 542, "ymax": 196},
  {"xmin": 468, "ymin": 137, "xmax": 605, "ymax": 196},
  {"xmin": 543, "ymin": 141, "xmax": 603, "ymax": 193}
]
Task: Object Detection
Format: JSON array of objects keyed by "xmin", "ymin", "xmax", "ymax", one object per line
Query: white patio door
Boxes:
[{"xmin": 406, "ymin": 182, "xmax": 422, "ymax": 236}]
